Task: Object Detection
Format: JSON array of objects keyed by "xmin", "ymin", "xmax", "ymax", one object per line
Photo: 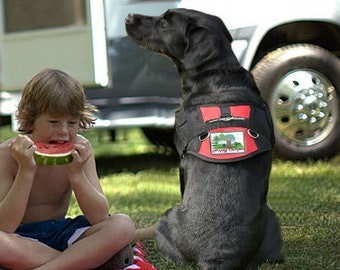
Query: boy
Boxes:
[{"xmin": 0, "ymin": 69, "xmax": 151, "ymax": 269}]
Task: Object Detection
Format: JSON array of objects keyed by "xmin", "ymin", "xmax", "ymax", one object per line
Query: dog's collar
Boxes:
[
  {"xmin": 175, "ymin": 103, "xmax": 274, "ymax": 163},
  {"xmin": 181, "ymin": 87, "xmax": 263, "ymax": 110}
]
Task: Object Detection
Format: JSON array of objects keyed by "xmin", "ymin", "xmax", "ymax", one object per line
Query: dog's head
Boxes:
[{"xmin": 125, "ymin": 8, "xmax": 237, "ymax": 71}]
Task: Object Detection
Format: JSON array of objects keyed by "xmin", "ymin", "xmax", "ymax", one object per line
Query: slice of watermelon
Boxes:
[{"xmin": 34, "ymin": 141, "xmax": 74, "ymax": 165}]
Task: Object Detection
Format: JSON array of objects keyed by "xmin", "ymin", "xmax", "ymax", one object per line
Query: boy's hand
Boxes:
[
  {"xmin": 9, "ymin": 135, "xmax": 37, "ymax": 170},
  {"xmin": 67, "ymin": 137, "xmax": 93, "ymax": 177}
]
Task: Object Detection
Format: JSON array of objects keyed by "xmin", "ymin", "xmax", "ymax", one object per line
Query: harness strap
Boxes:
[{"xmin": 175, "ymin": 103, "xmax": 274, "ymax": 163}]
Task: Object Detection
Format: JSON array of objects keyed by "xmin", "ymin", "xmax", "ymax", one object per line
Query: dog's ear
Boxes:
[
  {"xmin": 184, "ymin": 25, "xmax": 222, "ymax": 69},
  {"xmin": 217, "ymin": 17, "xmax": 233, "ymax": 43},
  {"xmin": 184, "ymin": 15, "xmax": 233, "ymax": 46},
  {"xmin": 183, "ymin": 16, "xmax": 237, "ymax": 71},
  {"xmin": 184, "ymin": 23, "xmax": 196, "ymax": 53},
  {"xmin": 184, "ymin": 25, "xmax": 216, "ymax": 53},
  {"xmin": 223, "ymin": 26, "xmax": 233, "ymax": 43}
]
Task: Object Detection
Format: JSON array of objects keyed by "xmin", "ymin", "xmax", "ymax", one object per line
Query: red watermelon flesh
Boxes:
[{"xmin": 34, "ymin": 141, "xmax": 74, "ymax": 165}]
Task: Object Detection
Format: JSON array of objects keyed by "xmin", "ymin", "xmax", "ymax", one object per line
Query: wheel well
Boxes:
[{"xmin": 251, "ymin": 21, "xmax": 340, "ymax": 69}]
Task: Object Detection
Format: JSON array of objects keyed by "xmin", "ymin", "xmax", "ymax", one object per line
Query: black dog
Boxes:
[{"xmin": 126, "ymin": 8, "xmax": 283, "ymax": 270}]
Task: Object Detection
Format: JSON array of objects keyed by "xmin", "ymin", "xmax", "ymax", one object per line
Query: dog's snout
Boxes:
[{"xmin": 125, "ymin": 13, "xmax": 135, "ymax": 24}]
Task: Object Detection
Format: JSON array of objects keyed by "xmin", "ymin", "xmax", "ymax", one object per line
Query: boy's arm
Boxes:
[
  {"xmin": 0, "ymin": 137, "xmax": 36, "ymax": 232},
  {"xmin": 67, "ymin": 136, "xmax": 109, "ymax": 225}
]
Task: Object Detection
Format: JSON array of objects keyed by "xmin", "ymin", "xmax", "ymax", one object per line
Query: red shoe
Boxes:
[{"xmin": 123, "ymin": 242, "xmax": 157, "ymax": 270}]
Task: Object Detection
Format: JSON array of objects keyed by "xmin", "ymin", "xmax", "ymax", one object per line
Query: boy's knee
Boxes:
[
  {"xmin": 0, "ymin": 231, "xmax": 11, "ymax": 251},
  {"xmin": 108, "ymin": 214, "xmax": 135, "ymax": 242},
  {"xmin": 0, "ymin": 232, "xmax": 16, "ymax": 261}
]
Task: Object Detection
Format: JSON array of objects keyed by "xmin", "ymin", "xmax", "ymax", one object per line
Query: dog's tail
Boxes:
[{"xmin": 134, "ymin": 225, "xmax": 156, "ymax": 242}]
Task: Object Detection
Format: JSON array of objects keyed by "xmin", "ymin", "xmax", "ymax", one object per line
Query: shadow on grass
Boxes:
[{"xmin": 95, "ymin": 152, "xmax": 179, "ymax": 176}]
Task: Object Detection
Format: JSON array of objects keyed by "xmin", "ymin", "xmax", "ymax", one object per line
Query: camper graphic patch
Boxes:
[
  {"xmin": 210, "ymin": 131, "xmax": 245, "ymax": 154},
  {"xmin": 197, "ymin": 127, "xmax": 259, "ymax": 161}
]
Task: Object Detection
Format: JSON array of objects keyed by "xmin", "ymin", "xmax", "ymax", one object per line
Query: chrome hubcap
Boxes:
[{"xmin": 270, "ymin": 69, "xmax": 338, "ymax": 147}]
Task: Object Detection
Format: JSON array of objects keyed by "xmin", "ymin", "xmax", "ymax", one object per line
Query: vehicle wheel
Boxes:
[
  {"xmin": 142, "ymin": 127, "xmax": 175, "ymax": 149},
  {"xmin": 109, "ymin": 129, "xmax": 116, "ymax": 141},
  {"xmin": 252, "ymin": 44, "xmax": 340, "ymax": 160}
]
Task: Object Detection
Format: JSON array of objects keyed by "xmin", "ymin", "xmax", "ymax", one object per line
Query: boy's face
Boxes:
[{"xmin": 31, "ymin": 113, "xmax": 80, "ymax": 143}]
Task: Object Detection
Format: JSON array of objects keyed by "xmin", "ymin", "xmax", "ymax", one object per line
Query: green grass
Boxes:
[{"xmin": 1, "ymin": 126, "xmax": 339, "ymax": 269}]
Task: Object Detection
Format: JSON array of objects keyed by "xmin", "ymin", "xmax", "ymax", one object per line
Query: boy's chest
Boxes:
[{"xmin": 29, "ymin": 166, "xmax": 71, "ymax": 204}]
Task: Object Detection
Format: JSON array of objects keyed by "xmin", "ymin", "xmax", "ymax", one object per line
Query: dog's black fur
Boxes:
[{"xmin": 126, "ymin": 8, "xmax": 283, "ymax": 270}]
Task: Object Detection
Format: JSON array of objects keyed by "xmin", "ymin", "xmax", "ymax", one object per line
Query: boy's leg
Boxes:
[
  {"xmin": 34, "ymin": 214, "xmax": 135, "ymax": 270},
  {"xmin": 0, "ymin": 231, "xmax": 61, "ymax": 269}
]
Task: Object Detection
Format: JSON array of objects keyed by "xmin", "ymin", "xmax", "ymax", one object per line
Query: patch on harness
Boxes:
[
  {"xmin": 198, "ymin": 127, "xmax": 259, "ymax": 161},
  {"xmin": 210, "ymin": 130, "xmax": 245, "ymax": 154}
]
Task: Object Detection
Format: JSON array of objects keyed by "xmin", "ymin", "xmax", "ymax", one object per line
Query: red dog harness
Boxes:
[{"xmin": 175, "ymin": 103, "xmax": 274, "ymax": 163}]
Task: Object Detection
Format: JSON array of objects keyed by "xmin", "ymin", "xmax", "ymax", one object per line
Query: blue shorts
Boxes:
[{"xmin": 15, "ymin": 215, "xmax": 91, "ymax": 251}]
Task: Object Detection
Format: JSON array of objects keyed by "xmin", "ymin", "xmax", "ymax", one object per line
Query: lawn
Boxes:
[{"xmin": 1, "ymin": 127, "xmax": 339, "ymax": 269}]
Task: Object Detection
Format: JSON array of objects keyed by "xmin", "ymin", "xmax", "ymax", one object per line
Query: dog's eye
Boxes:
[{"xmin": 160, "ymin": 18, "xmax": 169, "ymax": 28}]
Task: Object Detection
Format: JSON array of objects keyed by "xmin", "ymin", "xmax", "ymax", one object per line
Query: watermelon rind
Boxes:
[
  {"xmin": 33, "ymin": 141, "xmax": 74, "ymax": 165},
  {"xmin": 34, "ymin": 151, "xmax": 73, "ymax": 165}
]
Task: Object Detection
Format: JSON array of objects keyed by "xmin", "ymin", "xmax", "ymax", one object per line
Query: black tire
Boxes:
[
  {"xmin": 142, "ymin": 127, "xmax": 175, "ymax": 149},
  {"xmin": 109, "ymin": 129, "xmax": 116, "ymax": 141},
  {"xmin": 252, "ymin": 44, "xmax": 340, "ymax": 160}
]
